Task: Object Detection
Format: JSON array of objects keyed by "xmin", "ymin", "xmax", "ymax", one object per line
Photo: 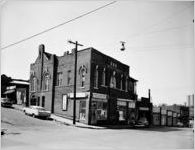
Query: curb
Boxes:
[{"xmin": 12, "ymin": 105, "xmax": 105, "ymax": 129}]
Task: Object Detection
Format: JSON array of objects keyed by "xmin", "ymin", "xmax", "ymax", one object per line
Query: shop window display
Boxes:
[
  {"xmin": 80, "ymin": 101, "xmax": 86, "ymax": 120},
  {"xmin": 91, "ymin": 100, "xmax": 107, "ymax": 121}
]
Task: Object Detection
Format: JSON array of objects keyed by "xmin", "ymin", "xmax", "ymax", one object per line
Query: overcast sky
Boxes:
[{"xmin": 1, "ymin": 1, "xmax": 194, "ymax": 105}]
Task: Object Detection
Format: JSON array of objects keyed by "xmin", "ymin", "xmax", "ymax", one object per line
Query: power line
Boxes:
[
  {"xmin": 1, "ymin": 1, "xmax": 116, "ymax": 51},
  {"xmin": 127, "ymin": 4, "xmax": 192, "ymax": 40},
  {"xmin": 130, "ymin": 24, "xmax": 193, "ymax": 39}
]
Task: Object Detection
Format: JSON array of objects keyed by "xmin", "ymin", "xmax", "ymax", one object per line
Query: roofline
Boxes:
[{"xmin": 90, "ymin": 47, "xmax": 129, "ymax": 68}]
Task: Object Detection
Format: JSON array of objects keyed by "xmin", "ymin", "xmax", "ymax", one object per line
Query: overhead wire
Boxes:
[
  {"xmin": 127, "ymin": 4, "xmax": 192, "ymax": 40},
  {"xmin": 1, "ymin": 1, "xmax": 117, "ymax": 51},
  {"xmin": 126, "ymin": 4, "xmax": 193, "ymax": 51}
]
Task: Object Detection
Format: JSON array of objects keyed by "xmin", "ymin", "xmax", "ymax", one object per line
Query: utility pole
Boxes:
[{"xmin": 68, "ymin": 40, "xmax": 83, "ymax": 125}]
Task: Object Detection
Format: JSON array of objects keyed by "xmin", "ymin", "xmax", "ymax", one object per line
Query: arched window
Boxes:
[
  {"xmin": 94, "ymin": 65, "xmax": 99, "ymax": 88},
  {"xmin": 120, "ymin": 75, "xmax": 123, "ymax": 90},
  {"xmin": 125, "ymin": 76, "xmax": 128, "ymax": 92},
  {"xmin": 102, "ymin": 68, "xmax": 106, "ymax": 86},
  {"xmin": 43, "ymin": 74, "xmax": 49, "ymax": 91},
  {"xmin": 110, "ymin": 71, "xmax": 116, "ymax": 88},
  {"xmin": 79, "ymin": 65, "xmax": 87, "ymax": 87},
  {"xmin": 31, "ymin": 77, "xmax": 37, "ymax": 92}
]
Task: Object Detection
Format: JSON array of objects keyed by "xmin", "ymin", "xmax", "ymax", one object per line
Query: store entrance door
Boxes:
[{"xmin": 90, "ymin": 101, "xmax": 97, "ymax": 125}]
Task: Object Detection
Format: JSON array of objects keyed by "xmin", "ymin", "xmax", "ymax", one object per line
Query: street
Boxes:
[{"xmin": 1, "ymin": 107, "xmax": 194, "ymax": 150}]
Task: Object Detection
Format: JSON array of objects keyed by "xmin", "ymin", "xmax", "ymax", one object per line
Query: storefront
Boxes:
[
  {"xmin": 128, "ymin": 101, "xmax": 136, "ymax": 125},
  {"xmin": 116, "ymin": 99, "xmax": 136, "ymax": 125},
  {"xmin": 90, "ymin": 93, "xmax": 108, "ymax": 125},
  {"xmin": 68, "ymin": 92, "xmax": 89, "ymax": 124},
  {"xmin": 172, "ymin": 112, "xmax": 177, "ymax": 126},
  {"xmin": 153, "ymin": 107, "xmax": 161, "ymax": 126},
  {"xmin": 161, "ymin": 109, "xmax": 167, "ymax": 126},
  {"xmin": 167, "ymin": 111, "xmax": 173, "ymax": 126},
  {"xmin": 117, "ymin": 99, "xmax": 127, "ymax": 124}
]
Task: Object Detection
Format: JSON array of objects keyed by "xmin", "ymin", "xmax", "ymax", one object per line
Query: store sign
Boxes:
[
  {"xmin": 161, "ymin": 109, "xmax": 166, "ymax": 115},
  {"xmin": 168, "ymin": 111, "xmax": 172, "ymax": 116},
  {"xmin": 62, "ymin": 95, "xmax": 68, "ymax": 110},
  {"xmin": 128, "ymin": 102, "xmax": 135, "ymax": 108},
  {"xmin": 153, "ymin": 107, "xmax": 160, "ymax": 113},
  {"xmin": 6, "ymin": 86, "xmax": 16, "ymax": 90},
  {"xmin": 117, "ymin": 101, "xmax": 126, "ymax": 106},
  {"xmin": 68, "ymin": 92, "xmax": 87, "ymax": 98},
  {"xmin": 139, "ymin": 107, "xmax": 149, "ymax": 111},
  {"xmin": 92, "ymin": 93, "xmax": 107, "ymax": 99}
]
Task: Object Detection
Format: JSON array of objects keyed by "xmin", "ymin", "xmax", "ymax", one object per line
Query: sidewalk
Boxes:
[{"xmin": 12, "ymin": 104, "xmax": 105, "ymax": 129}]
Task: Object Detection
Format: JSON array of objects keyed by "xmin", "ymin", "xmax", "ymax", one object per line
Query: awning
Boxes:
[{"xmin": 4, "ymin": 89, "xmax": 15, "ymax": 94}]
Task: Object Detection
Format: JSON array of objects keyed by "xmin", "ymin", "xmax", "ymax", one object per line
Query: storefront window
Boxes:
[
  {"xmin": 80, "ymin": 101, "xmax": 86, "ymax": 120},
  {"xmin": 97, "ymin": 101, "xmax": 107, "ymax": 120},
  {"xmin": 117, "ymin": 101, "xmax": 127, "ymax": 121},
  {"xmin": 91, "ymin": 100, "xmax": 107, "ymax": 121},
  {"xmin": 118, "ymin": 107, "xmax": 126, "ymax": 121}
]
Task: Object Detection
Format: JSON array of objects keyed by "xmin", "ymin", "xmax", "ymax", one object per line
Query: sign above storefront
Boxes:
[
  {"xmin": 68, "ymin": 92, "xmax": 88, "ymax": 98},
  {"xmin": 153, "ymin": 107, "xmax": 160, "ymax": 113},
  {"xmin": 128, "ymin": 102, "xmax": 135, "ymax": 108},
  {"xmin": 117, "ymin": 98, "xmax": 133, "ymax": 102},
  {"xmin": 117, "ymin": 101, "xmax": 126, "ymax": 106},
  {"xmin": 139, "ymin": 107, "xmax": 149, "ymax": 111},
  {"xmin": 92, "ymin": 93, "xmax": 107, "ymax": 99},
  {"xmin": 167, "ymin": 111, "xmax": 172, "ymax": 116},
  {"xmin": 173, "ymin": 113, "xmax": 177, "ymax": 117},
  {"xmin": 161, "ymin": 109, "xmax": 166, "ymax": 115}
]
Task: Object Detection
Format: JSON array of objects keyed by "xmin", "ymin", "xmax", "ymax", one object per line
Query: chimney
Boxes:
[
  {"xmin": 39, "ymin": 44, "xmax": 45, "ymax": 58},
  {"xmin": 148, "ymin": 89, "xmax": 151, "ymax": 101},
  {"xmin": 64, "ymin": 51, "xmax": 70, "ymax": 56},
  {"xmin": 71, "ymin": 48, "xmax": 76, "ymax": 54}
]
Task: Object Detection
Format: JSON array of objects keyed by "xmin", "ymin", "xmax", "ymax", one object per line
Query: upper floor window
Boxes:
[
  {"xmin": 56, "ymin": 72, "xmax": 63, "ymax": 86},
  {"xmin": 120, "ymin": 75, "xmax": 123, "ymax": 90},
  {"xmin": 31, "ymin": 77, "xmax": 36, "ymax": 92},
  {"xmin": 110, "ymin": 71, "xmax": 116, "ymax": 88},
  {"xmin": 43, "ymin": 74, "xmax": 49, "ymax": 91},
  {"xmin": 125, "ymin": 76, "xmax": 128, "ymax": 92},
  {"xmin": 102, "ymin": 68, "xmax": 106, "ymax": 86},
  {"xmin": 79, "ymin": 65, "xmax": 87, "ymax": 87},
  {"xmin": 67, "ymin": 70, "xmax": 71, "ymax": 86},
  {"xmin": 94, "ymin": 65, "xmax": 99, "ymax": 88}
]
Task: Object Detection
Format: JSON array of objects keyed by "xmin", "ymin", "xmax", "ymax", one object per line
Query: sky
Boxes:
[{"xmin": 0, "ymin": 1, "xmax": 194, "ymax": 105}]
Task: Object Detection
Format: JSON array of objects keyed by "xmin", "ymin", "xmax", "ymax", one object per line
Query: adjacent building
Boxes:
[
  {"xmin": 29, "ymin": 44, "xmax": 138, "ymax": 125},
  {"xmin": 4, "ymin": 79, "xmax": 29, "ymax": 106}
]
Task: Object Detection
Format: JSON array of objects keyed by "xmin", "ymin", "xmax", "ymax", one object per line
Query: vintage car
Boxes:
[
  {"xmin": 1, "ymin": 98, "xmax": 12, "ymax": 108},
  {"xmin": 135, "ymin": 117, "xmax": 149, "ymax": 127},
  {"xmin": 176, "ymin": 122, "xmax": 184, "ymax": 127},
  {"xmin": 23, "ymin": 106, "xmax": 51, "ymax": 119}
]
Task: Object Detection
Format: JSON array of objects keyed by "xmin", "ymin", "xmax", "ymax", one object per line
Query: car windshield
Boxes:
[
  {"xmin": 31, "ymin": 106, "xmax": 45, "ymax": 110},
  {"xmin": 1, "ymin": 98, "xmax": 10, "ymax": 102}
]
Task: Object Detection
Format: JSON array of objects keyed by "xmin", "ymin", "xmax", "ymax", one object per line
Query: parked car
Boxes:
[
  {"xmin": 189, "ymin": 120, "xmax": 194, "ymax": 128},
  {"xmin": 23, "ymin": 106, "xmax": 51, "ymax": 119},
  {"xmin": 135, "ymin": 117, "xmax": 149, "ymax": 127},
  {"xmin": 176, "ymin": 122, "xmax": 184, "ymax": 127},
  {"xmin": 1, "ymin": 98, "xmax": 12, "ymax": 108}
]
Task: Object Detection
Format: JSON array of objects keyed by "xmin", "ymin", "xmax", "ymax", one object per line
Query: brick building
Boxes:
[{"xmin": 29, "ymin": 44, "xmax": 137, "ymax": 125}]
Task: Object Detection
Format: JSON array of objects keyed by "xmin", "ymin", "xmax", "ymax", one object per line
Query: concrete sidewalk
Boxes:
[{"xmin": 12, "ymin": 104, "xmax": 105, "ymax": 129}]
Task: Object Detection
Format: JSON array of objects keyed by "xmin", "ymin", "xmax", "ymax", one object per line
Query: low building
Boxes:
[
  {"xmin": 29, "ymin": 44, "xmax": 138, "ymax": 125},
  {"xmin": 4, "ymin": 79, "xmax": 29, "ymax": 106},
  {"xmin": 136, "ymin": 93, "xmax": 153, "ymax": 126}
]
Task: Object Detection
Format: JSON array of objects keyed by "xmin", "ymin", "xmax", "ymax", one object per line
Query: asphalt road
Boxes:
[{"xmin": 1, "ymin": 107, "xmax": 194, "ymax": 150}]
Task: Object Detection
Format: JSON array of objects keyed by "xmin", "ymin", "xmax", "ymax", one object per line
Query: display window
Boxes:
[
  {"xmin": 80, "ymin": 101, "xmax": 86, "ymax": 120},
  {"xmin": 118, "ymin": 106, "xmax": 126, "ymax": 121},
  {"xmin": 91, "ymin": 100, "xmax": 107, "ymax": 121}
]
